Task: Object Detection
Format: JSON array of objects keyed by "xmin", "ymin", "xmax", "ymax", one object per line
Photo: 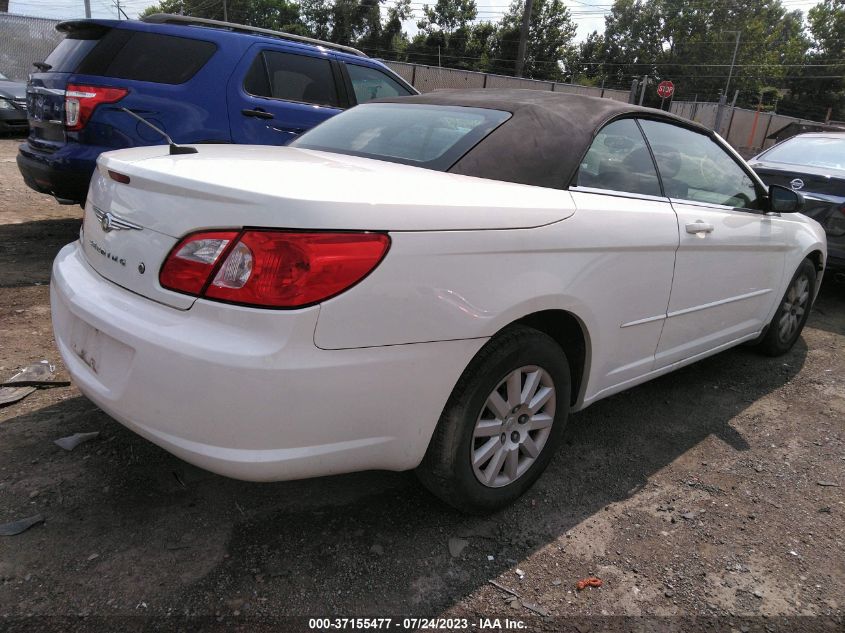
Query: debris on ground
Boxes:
[
  {"xmin": 54, "ymin": 431, "xmax": 100, "ymax": 451},
  {"xmin": 0, "ymin": 361, "xmax": 69, "ymax": 407},
  {"xmin": 489, "ymin": 579, "xmax": 520, "ymax": 598},
  {"xmin": 521, "ymin": 601, "xmax": 550, "ymax": 617},
  {"xmin": 448, "ymin": 537, "xmax": 469, "ymax": 557},
  {"xmin": 816, "ymin": 481, "xmax": 839, "ymax": 487},
  {"xmin": 576, "ymin": 577, "xmax": 603, "ymax": 591},
  {"xmin": 0, "ymin": 514, "xmax": 45, "ymax": 536}
]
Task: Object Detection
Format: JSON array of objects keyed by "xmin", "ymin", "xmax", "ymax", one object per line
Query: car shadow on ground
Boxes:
[
  {"xmin": 0, "ymin": 336, "xmax": 807, "ymax": 616},
  {"xmin": 810, "ymin": 277, "xmax": 845, "ymax": 336},
  {"xmin": 0, "ymin": 217, "xmax": 80, "ymax": 287}
]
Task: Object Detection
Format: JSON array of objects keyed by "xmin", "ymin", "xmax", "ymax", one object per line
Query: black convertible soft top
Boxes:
[{"xmin": 374, "ymin": 89, "xmax": 709, "ymax": 189}]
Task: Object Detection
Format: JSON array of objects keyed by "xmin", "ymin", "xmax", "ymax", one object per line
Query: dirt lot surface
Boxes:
[{"xmin": 0, "ymin": 138, "xmax": 843, "ymax": 632}]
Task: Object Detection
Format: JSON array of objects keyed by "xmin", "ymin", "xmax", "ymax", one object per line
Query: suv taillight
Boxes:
[
  {"xmin": 65, "ymin": 84, "xmax": 128, "ymax": 131},
  {"xmin": 160, "ymin": 230, "xmax": 391, "ymax": 308}
]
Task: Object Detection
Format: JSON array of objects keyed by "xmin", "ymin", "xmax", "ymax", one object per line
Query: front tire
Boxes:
[
  {"xmin": 417, "ymin": 325, "xmax": 571, "ymax": 513},
  {"xmin": 756, "ymin": 258, "xmax": 817, "ymax": 356}
]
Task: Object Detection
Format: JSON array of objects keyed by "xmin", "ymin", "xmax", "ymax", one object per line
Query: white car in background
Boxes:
[{"xmin": 51, "ymin": 90, "xmax": 826, "ymax": 512}]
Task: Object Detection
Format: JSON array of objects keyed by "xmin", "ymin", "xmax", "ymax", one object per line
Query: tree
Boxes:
[
  {"xmin": 488, "ymin": 0, "xmax": 577, "ymax": 81},
  {"xmin": 578, "ymin": 0, "xmax": 812, "ymax": 107},
  {"xmin": 141, "ymin": 0, "xmax": 305, "ymax": 33},
  {"xmin": 406, "ymin": 0, "xmax": 480, "ymax": 69},
  {"xmin": 357, "ymin": 0, "xmax": 412, "ymax": 57},
  {"xmin": 780, "ymin": 0, "xmax": 845, "ymax": 119}
]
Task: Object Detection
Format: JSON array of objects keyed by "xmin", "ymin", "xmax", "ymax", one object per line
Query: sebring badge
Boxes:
[
  {"xmin": 93, "ymin": 205, "xmax": 143, "ymax": 233},
  {"xmin": 790, "ymin": 178, "xmax": 805, "ymax": 191}
]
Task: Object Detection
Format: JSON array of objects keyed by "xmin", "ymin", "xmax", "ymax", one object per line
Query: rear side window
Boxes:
[
  {"xmin": 577, "ymin": 118, "xmax": 661, "ymax": 196},
  {"xmin": 75, "ymin": 30, "xmax": 216, "ymax": 84},
  {"xmin": 290, "ymin": 103, "xmax": 510, "ymax": 170},
  {"xmin": 244, "ymin": 51, "xmax": 338, "ymax": 107},
  {"xmin": 346, "ymin": 64, "xmax": 411, "ymax": 103},
  {"xmin": 44, "ymin": 26, "xmax": 107, "ymax": 73}
]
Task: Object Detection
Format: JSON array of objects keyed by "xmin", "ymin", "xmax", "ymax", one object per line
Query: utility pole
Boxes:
[
  {"xmin": 223, "ymin": 0, "xmax": 228, "ymax": 21},
  {"xmin": 515, "ymin": 0, "xmax": 534, "ymax": 78},
  {"xmin": 84, "ymin": 0, "xmax": 91, "ymax": 18},
  {"xmin": 723, "ymin": 31, "xmax": 741, "ymax": 98},
  {"xmin": 714, "ymin": 31, "xmax": 741, "ymax": 134},
  {"xmin": 638, "ymin": 75, "xmax": 648, "ymax": 106},
  {"xmin": 628, "ymin": 78, "xmax": 639, "ymax": 105}
]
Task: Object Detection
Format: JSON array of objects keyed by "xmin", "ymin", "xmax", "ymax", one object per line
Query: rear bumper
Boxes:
[
  {"xmin": 17, "ymin": 141, "xmax": 98, "ymax": 203},
  {"xmin": 51, "ymin": 242, "xmax": 483, "ymax": 481},
  {"xmin": 0, "ymin": 109, "xmax": 28, "ymax": 134}
]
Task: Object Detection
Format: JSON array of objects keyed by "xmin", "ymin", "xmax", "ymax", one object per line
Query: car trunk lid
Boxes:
[
  {"xmin": 95, "ymin": 144, "xmax": 575, "ymax": 234},
  {"xmin": 81, "ymin": 145, "xmax": 574, "ymax": 309}
]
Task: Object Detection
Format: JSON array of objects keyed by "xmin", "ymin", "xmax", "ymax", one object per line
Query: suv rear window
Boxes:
[
  {"xmin": 290, "ymin": 103, "xmax": 510, "ymax": 170},
  {"xmin": 75, "ymin": 30, "xmax": 216, "ymax": 84},
  {"xmin": 346, "ymin": 64, "xmax": 412, "ymax": 103},
  {"xmin": 243, "ymin": 51, "xmax": 339, "ymax": 107}
]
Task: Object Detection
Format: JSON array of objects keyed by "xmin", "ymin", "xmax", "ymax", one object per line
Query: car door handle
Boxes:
[
  {"xmin": 241, "ymin": 108, "xmax": 274, "ymax": 119},
  {"xmin": 685, "ymin": 221, "xmax": 715, "ymax": 234}
]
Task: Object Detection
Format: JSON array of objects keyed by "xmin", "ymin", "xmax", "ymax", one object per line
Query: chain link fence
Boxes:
[
  {"xmin": 384, "ymin": 61, "xmax": 631, "ymax": 103},
  {"xmin": 0, "ymin": 14, "xmax": 63, "ymax": 82}
]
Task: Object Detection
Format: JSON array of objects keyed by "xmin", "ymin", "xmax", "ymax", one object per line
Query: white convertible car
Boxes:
[{"xmin": 51, "ymin": 90, "xmax": 826, "ymax": 511}]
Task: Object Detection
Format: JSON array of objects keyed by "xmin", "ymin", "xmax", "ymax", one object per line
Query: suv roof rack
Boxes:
[{"xmin": 142, "ymin": 13, "xmax": 367, "ymax": 58}]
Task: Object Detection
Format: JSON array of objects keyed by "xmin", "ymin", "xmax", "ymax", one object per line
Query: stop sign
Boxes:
[{"xmin": 657, "ymin": 80, "xmax": 675, "ymax": 99}]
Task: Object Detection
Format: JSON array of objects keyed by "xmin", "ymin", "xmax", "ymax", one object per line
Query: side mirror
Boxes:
[{"xmin": 769, "ymin": 184, "xmax": 804, "ymax": 213}]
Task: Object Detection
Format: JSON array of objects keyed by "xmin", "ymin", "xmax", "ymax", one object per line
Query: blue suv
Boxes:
[{"xmin": 17, "ymin": 14, "xmax": 416, "ymax": 204}]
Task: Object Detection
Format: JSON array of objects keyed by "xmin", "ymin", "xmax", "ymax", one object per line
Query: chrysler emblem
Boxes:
[
  {"xmin": 92, "ymin": 206, "xmax": 143, "ymax": 233},
  {"xmin": 790, "ymin": 178, "xmax": 804, "ymax": 190}
]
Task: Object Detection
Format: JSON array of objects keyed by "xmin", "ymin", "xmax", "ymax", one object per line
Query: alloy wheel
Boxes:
[
  {"xmin": 778, "ymin": 273, "xmax": 810, "ymax": 343},
  {"xmin": 470, "ymin": 365, "xmax": 556, "ymax": 488}
]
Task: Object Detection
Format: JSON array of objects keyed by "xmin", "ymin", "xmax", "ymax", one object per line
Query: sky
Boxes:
[{"xmin": 6, "ymin": 0, "xmax": 610, "ymax": 41}]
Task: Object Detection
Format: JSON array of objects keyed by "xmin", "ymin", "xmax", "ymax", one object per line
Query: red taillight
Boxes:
[
  {"xmin": 160, "ymin": 230, "xmax": 390, "ymax": 308},
  {"xmin": 160, "ymin": 231, "xmax": 239, "ymax": 295},
  {"xmin": 65, "ymin": 84, "xmax": 128, "ymax": 131}
]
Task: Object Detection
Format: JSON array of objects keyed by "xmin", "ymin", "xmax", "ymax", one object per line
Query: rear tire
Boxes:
[
  {"xmin": 755, "ymin": 258, "xmax": 816, "ymax": 357},
  {"xmin": 416, "ymin": 325, "xmax": 571, "ymax": 513}
]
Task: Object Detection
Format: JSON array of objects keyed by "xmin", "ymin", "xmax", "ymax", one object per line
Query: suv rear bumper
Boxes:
[{"xmin": 17, "ymin": 142, "xmax": 95, "ymax": 203}]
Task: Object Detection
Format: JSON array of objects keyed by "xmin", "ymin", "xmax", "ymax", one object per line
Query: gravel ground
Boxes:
[{"xmin": 0, "ymin": 138, "xmax": 843, "ymax": 632}]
